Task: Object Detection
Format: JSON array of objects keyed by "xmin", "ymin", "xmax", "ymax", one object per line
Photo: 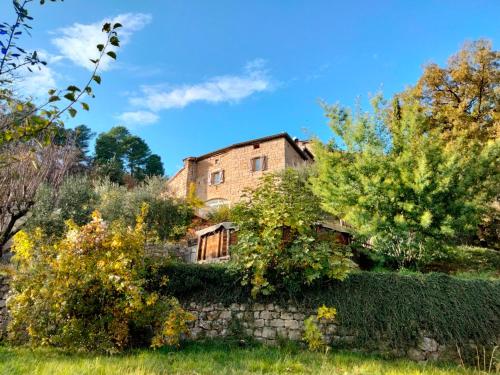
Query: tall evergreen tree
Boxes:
[{"xmin": 94, "ymin": 126, "xmax": 164, "ymax": 183}]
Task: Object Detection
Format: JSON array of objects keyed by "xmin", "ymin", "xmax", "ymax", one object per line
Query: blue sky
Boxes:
[{"xmin": 2, "ymin": 0, "xmax": 499, "ymax": 175}]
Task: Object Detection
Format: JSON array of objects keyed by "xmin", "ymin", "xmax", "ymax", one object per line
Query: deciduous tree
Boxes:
[
  {"xmin": 231, "ymin": 168, "xmax": 354, "ymax": 297},
  {"xmin": 311, "ymin": 98, "xmax": 499, "ymax": 268},
  {"xmin": 0, "ymin": 139, "xmax": 76, "ymax": 255}
]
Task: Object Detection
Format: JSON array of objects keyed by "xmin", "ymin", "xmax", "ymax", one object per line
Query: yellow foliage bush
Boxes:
[
  {"xmin": 8, "ymin": 207, "xmax": 192, "ymax": 353},
  {"xmin": 303, "ymin": 305, "xmax": 337, "ymax": 352}
]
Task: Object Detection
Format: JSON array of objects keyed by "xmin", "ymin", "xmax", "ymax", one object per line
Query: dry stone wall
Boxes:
[
  {"xmin": 0, "ymin": 276, "xmax": 8, "ymax": 337},
  {"xmin": 184, "ymin": 301, "xmax": 461, "ymax": 362},
  {"xmin": 0, "ymin": 276, "xmax": 494, "ymax": 363}
]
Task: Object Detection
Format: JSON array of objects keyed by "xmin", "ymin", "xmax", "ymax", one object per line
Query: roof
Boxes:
[
  {"xmin": 196, "ymin": 222, "xmax": 237, "ymax": 237},
  {"xmin": 184, "ymin": 132, "xmax": 312, "ymax": 162}
]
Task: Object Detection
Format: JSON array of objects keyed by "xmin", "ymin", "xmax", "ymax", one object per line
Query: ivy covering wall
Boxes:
[{"xmin": 147, "ymin": 263, "xmax": 500, "ymax": 350}]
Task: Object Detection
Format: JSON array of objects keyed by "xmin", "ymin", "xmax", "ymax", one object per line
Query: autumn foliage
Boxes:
[{"xmin": 8, "ymin": 207, "xmax": 193, "ymax": 352}]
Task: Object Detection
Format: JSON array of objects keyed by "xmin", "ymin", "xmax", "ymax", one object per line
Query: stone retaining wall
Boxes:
[
  {"xmin": 0, "ymin": 276, "xmax": 8, "ymax": 337},
  {"xmin": 185, "ymin": 301, "xmax": 461, "ymax": 362},
  {"xmin": 0, "ymin": 279, "xmax": 494, "ymax": 363}
]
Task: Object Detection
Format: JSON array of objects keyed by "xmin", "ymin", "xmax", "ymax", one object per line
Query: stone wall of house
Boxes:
[
  {"xmin": 285, "ymin": 140, "xmax": 309, "ymax": 169},
  {"xmin": 0, "ymin": 275, "xmax": 9, "ymax": 337},
  {"xmin": 145, "ymin": 243, "xmax": 197, "ymax": 263},
  {"xmin": 167, "ymin": 165, "xmax": 189, "ymax": 199},
  {"xmin": 184, "ymin": 301, "xmax": 464, "ymax": 363},
  {"xmin": 168, "ymin": 137, "xmax": 312, "ymax": 205}
]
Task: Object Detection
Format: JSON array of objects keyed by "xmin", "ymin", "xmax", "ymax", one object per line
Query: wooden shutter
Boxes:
[
  {"xmin": 262, "ymin": 156, "xmax": 268, "ymax": 171},
  {"xmin": 220, "ymin": 170, "xmax": 225, "ymax": 183},
  {"xmin": 208, "ymin": 171, "xmax": 212, "ymax": 185}
]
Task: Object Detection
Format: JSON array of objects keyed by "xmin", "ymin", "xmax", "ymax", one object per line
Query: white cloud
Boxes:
[
  {"xmin": 15, "ymin": 65, "xmax": 57, "ymax": 99},
  {"xmin": 117, "ymin": 110, "xmax": 159, "ymax": 126},
  {"xmin": 129, "ymin": 59, "xmax": 272, "ymax": 111},
  {"xmin": 51, "ymin": 13, "xmax": 151, "ymax": 71}
]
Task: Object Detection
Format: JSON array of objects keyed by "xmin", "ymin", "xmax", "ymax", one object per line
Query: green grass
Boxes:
[{"xmin": 0, "ymin": 340, "xmax": 483, "ymax": 375}]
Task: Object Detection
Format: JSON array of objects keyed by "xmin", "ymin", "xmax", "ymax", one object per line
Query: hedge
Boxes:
[{"xmin": 146, "ymin": 262, "xmax": 500, "ymax": 350}]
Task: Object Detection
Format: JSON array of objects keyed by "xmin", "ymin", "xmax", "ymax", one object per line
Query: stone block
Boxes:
[
  {"xmin": 254, "ymin": 303, "xmax": 265, "ymax": 311},
  {"xmin": 418, "ymin": 337, "xmax": 438, "ymax": 353},
  {"xmin": 284, "ymin": 320, "xmax": 299, "ymax": 329},
  {"xmin": 281, "ymin": 312, "xmax": 294, "ymax": 320},
  {"xmin": 207, "ymin": 311, "xmax": 219, "ymax": 320},
  {"xmin": 254, "ymin": 319, "xmax": 265, "ymax": 328},
  {"xmin": 325, "ymin": 324, "xmax": 338, "ymax": 335},
  {"xmin": 407, "ymin": 348, "xmax": 425, "ymax": 362},
  {"xmin": 260, "ymin": 311, "xmax": 272, "ymax": 320},
  {"xmin": 262, "ymin": 327, "xmax": 276, "ymax": 339},
  {"xmin": 288, "ymin": 330, "xmax": 302, "ymax": 341},
  {"xmin": 266, "ymin": 303, "xmax": 275, "ymax": 311},
  {"xmin": 219, "ymin": 310, "xmax": 231, "ymax": 320},
  {"xmin": 270, "ymin": 319, "xmax": 285, "ymax": 328}
]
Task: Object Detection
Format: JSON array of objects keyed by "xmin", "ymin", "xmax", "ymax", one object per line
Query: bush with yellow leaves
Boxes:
[
  {"xmin": 8, "ymin": 206, "xmax": 193, "ymax": 353},
  {"xmin": 303, "ymin": 305, "xmax": 337, "ymax": 352}
]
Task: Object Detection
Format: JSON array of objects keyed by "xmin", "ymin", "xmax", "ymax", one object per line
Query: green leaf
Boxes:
[
  {"xmin": 81, "ymin": 102, "xmax": 90, "ymax": 111},
  {"xmin": 102, "ymin": 23, "xmax": 111, "ymax": 32},
  {"xmin": 48, "ymin": 89, "xmax": 56, "ymax": 95},
  {"xmin": 64, "ymin": 93, "xmax": 76, "ymax": 101},
  {"xmin": 92, "ymin": 75, "xmax": 102, "ymax": 84},
  {"xmin": 97, "ymin": 44, "xmax": 105, "ymax": 52},
  {"xmin": 67, "ymin": 85, "xmax": 81, "ymax": 92},
  {"xmin": 113, "ymin": 22, "xmax": 123, "ymax": 29},
  {"xmin": 110, "ymin": 36, "xmax": 120, "ymax": 47},
  {"xmin": 48, "ymin": 96, "xmax": 60, "ymax": 103},
  {"xmin": 68, "ymin": 108, "xmax": 77, "ymax": 118},
  {"xmin": 107, "ymin": 51, "xmax": 117, "ymax": 60}
]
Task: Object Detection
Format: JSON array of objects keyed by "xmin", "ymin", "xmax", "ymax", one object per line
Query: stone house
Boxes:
[
  {"xmin": 167, "ymin": 132, "xmax": 351, "ymax": 263},
  {"xmin": 167, "ymin": 132, "xmax": 314, "ymax": 209}
]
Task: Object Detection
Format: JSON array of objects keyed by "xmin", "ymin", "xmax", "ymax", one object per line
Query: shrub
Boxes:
[
  {"xmin": 95, "ymin": 177, "xmax": 193, "ymax": 241},
  {"xmin": 230, "ymin": 168, "xmax": 354, "ymax": 297},
  {"xmin": 8, "ymin": 208, "xmax": 192, "ymax": 353},
  {"xmin": 26, "ymin": 175, "xmax": 97, "ymax": 238},
  {"xmin": 424, "ymin": 245, "xmax": 500, "ymax": 276},
  {"xmin": 303, "ymin": 305, "xmax": 337, "ymax": 352}
]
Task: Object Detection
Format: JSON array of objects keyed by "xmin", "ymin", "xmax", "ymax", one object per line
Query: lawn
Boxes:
[{"xmin": 0, "ymin": 340, "xmax": 481, "ymax": 375}]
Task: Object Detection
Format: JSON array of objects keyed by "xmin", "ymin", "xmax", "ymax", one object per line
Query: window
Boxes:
[
  {"xmin": 253, "ymin": 144, "xmax": 260, "ymax": 149},
  {"xmin": 209, "ymin": 170, "xmax": 224, "ymax": 185},
  {"xmin": 251, "ymin": 156, "xmax": 267, "ymax": 172}
]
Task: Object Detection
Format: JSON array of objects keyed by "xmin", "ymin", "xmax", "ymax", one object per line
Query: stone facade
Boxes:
[
  {"xmin": 168, "ymin": 133, "xmax": 313, "ymax": 207},
  {"xmin": 184, "ymin": 301, "xmax": 468, "ymax": 363},
  {"xmin": 145, "ymin": 243, "xmax": 197, "ymax": 263}
]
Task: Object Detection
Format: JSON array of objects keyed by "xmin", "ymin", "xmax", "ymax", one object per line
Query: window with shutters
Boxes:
[
  {"xmin": 210, "ymin": 170, "xmax": 224, "ymax": 185},
  {"xmin": 251, "ymin": 156, "xmax": 267, "ymax": 172}
]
